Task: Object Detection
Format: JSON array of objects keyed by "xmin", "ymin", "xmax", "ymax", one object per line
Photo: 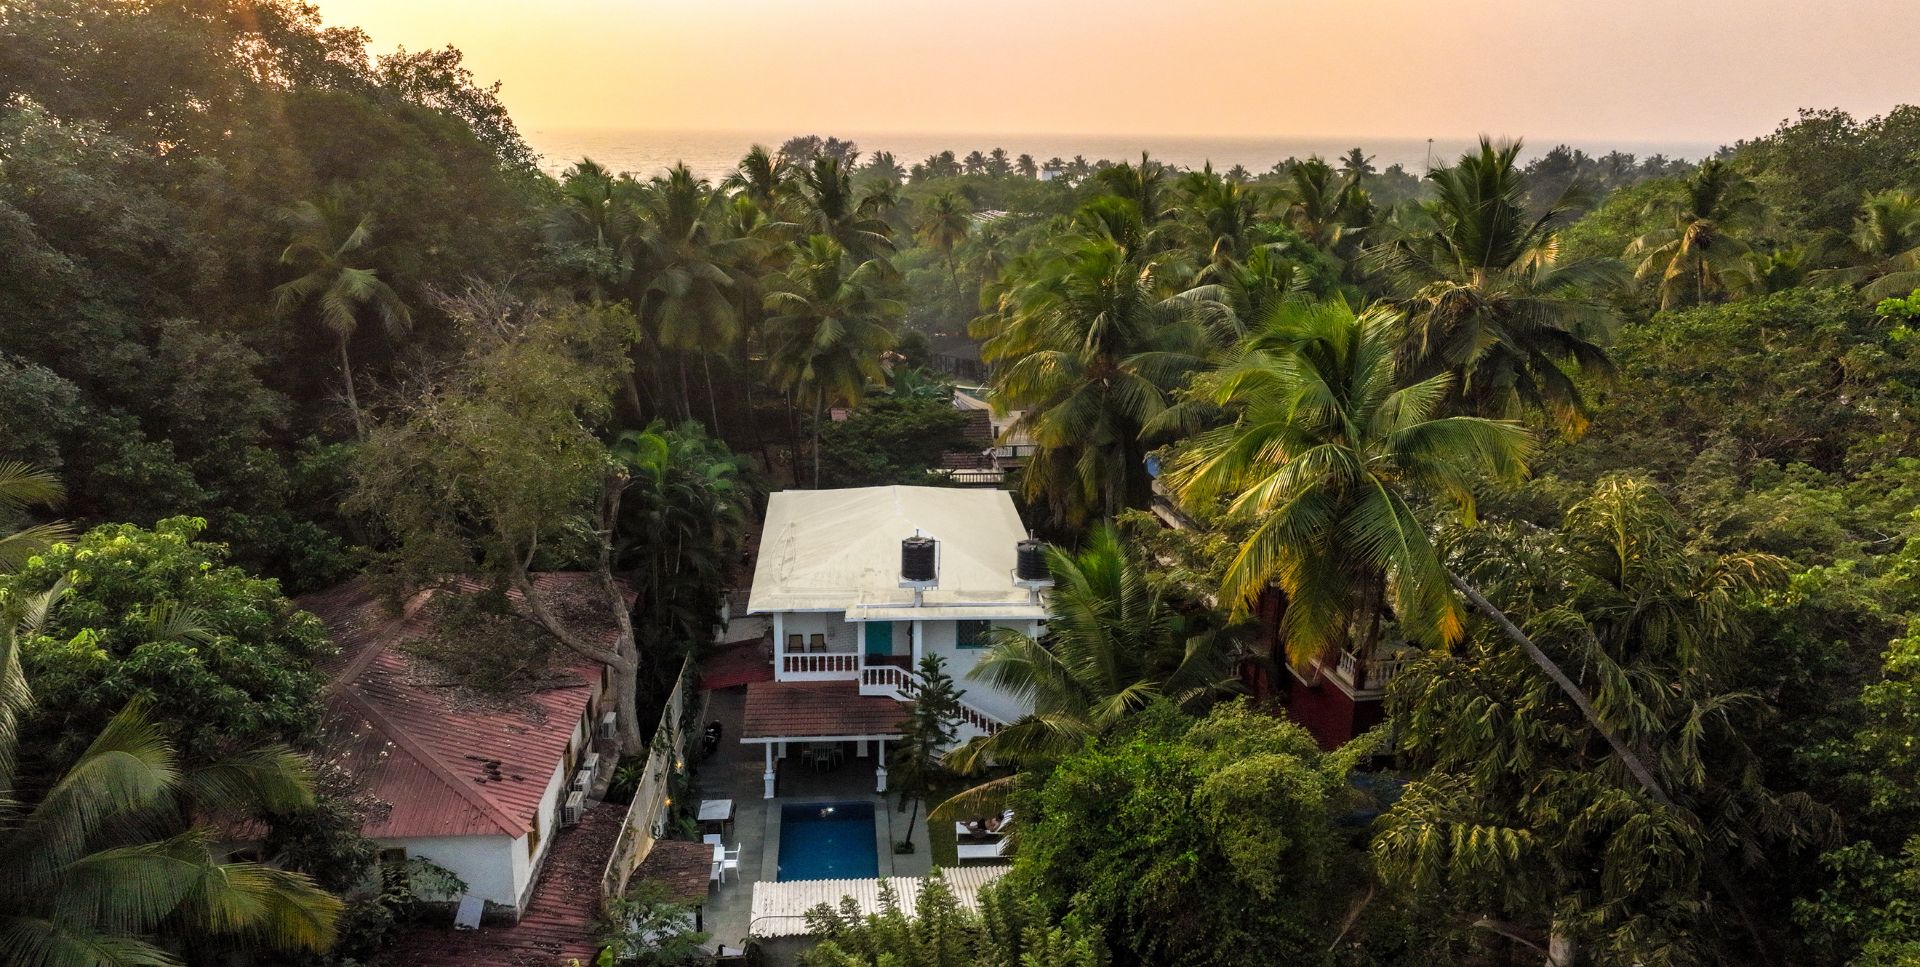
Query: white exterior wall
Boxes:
[
  {"xmin": 921, "ymin": 618, "xmax": 1036, "ymax": 724},
  {"xmin": 776, "ymin": 611, "xmax": 859, "ymax": 653},
  {"xmin": 382, "ymin": 834, "xmax": 520, "ymax": 906}
]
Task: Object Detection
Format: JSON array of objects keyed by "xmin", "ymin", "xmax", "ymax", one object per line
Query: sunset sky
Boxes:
[{"xmin": 314, "ymin": 0, "xmax": 1918, "ymax": 144}]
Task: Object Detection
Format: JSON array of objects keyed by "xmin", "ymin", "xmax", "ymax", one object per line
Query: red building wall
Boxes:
[{"xmin": 1282, "ymin": 672, "xmax": 1386, "ymax": 751}]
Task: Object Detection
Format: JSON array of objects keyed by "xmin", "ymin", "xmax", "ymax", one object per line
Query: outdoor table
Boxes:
[{"xmin": 698, "ymin": 798, "xmax": 734, "ymax": 834}]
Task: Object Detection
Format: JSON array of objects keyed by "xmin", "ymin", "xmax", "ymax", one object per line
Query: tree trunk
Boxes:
[
  {"xmin": 702, "ymin": 355, "xmax": 722, "ymax": 436},
  {"xmin": 1446, "ymin": 571, "xmax": 1673, "ymax": 806},
  {"xmin": 678, "ymin": 355, "xmax": 694, "ymax": 423},
  {"xmin": 338, "ymin": 334, "xmax": 365, "ymax": 441},
  {"xmin": 1546, "ymin": 922, "xmax": 1577, "ymax": 967},
  {"xmin": 812, "ymin": 390, "xmax": 824, "ymax": 489},
  {"xmin": 903, "ymin": 796, "xmax": 919, "ymax": 847}
]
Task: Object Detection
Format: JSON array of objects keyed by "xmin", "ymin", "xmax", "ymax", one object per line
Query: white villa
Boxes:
[{"xmin": 739, "ymin": 486, "xmax": 1050, "ymax": 798}]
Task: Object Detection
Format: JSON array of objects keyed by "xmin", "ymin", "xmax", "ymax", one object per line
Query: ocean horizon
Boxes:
[{"xmin": 522, "ymin": 127, "xmax": 1725, "ymax": 181}]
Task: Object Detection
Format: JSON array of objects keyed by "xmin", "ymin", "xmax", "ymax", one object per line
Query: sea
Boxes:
[{"xmin": 521, "ymin": 128, "xmax": 1724, "ymax": 181}]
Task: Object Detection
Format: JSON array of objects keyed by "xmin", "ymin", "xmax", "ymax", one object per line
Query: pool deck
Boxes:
[{"xmin": 695, "ymin": 685, "xmax": 935, "ymax": 951}]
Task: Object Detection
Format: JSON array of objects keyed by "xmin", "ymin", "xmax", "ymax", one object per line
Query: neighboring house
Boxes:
[
  {"xmin": 296, "ymin": 575, "xmax": 620, "ymax": 917},
  {"xmin": 740, "ymin": 486, "xmax": 1050, "ymax": 797},
  {"xmin": 1146, "ymin": 478, "xmax": 1404, "ymax": 750},
  {"xmin": 934, "ymin": 391, "xmax": 1034, "ymax": 486}
]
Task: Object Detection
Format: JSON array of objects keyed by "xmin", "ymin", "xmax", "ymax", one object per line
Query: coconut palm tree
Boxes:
[
  {"xmin": 1626, "ymin": 158, "xmax": 1763, "ymax": 309},
  {"xmin": 0, "ymin": 589, "xmax": 341, "ymax": 967},
  {"xmin": 628, "ymin": 163, "xmax": 766, "ymax": 426},
  {"xmin": 1165, "ymin": 298, "xmax": 1533, "ymax": 670},
  {"xmin": 762, "ymin": 236, "xmax": 902, "ymax": 486},
  {"xmin": 915, "ymin": 191, "xmax": 972, "ymax": 295},
  {"xmin": 792, "ymin": 157, "xmax": 895, "ymax": 262},
  {"xmin": 271, "ymin": 197, "xmax": 412, "ymax": 440},
  {"xmin": 1809, "ymin": 188, "xmax": 1920, "ymax": 299},
  {"xmin": 1015, "ymin": 153, "xmax": 1039, "ymax": 179},
  {"xmin": 0, "ymin": 462, "xmax": 69, "ymax": 574},
  {"xmin": 728, "ymin": 144, "xmax": 789, "ymax": 213},
  {"xmin": 936, "ymin": 527, "xmax": 1235, "ymax": 814},
  {"xmin": 861, "ymin": 150, "xmax": 906, "ymax": 188},
  {"xmin": 976, "ymin": 231, "xmax": 1206, "ymax": 523},
  {"xmin": 1371, "ymin": 138, "xmax": 1619, "ymax": 435},
  {"xmin": 1279, "ymin": 156, "xmax": 1369, "ymax": 252}
]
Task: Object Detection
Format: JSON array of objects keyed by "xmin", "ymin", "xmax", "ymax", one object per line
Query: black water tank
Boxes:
[
  {"xmin": 1015, "ymin": 539, "xmax": 1050, "ymax": 582},
  {"xmin": 901, "ymin": 536, "xmax": 938, "ymax": 583}
]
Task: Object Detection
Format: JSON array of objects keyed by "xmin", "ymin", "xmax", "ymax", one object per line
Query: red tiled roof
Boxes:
[
  {"xmin": 299, "ymin": 575, "xmax": 621, "ymax": 839},
  {"xmin": 388, "ymin": 803, "xmax": 622, "ymax": 967},
  {"xmin": 632, "ymin": 839, "xmax": 714, "ymax": 907},
  {"xmin": 741, "ymin": 680, "xmax": 908, "ymax": 739},
  {"xmin": 699, "ymin": 640, "xmax": 775, "ymax": 691},
  {"xmin": 958, "ymin": 408, "xmax": 994, "ymax": 444},
  {"xmin": 938, "ymin": 451, "xmax": 993, "ymax": 470}
]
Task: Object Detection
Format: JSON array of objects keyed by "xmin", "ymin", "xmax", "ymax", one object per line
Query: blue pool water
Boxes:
[{"xmin": 777, "ymin": 801, "xmax": 878, "ymax": 881}]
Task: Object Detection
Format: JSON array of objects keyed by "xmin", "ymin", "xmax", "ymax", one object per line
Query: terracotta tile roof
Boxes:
[
  {"xmin": 631, "ymin": 839, "xmax": 714, "ymax": 907},
  {"xmin": 938, "ymin": 451, "xmax": 993, "ymax": 470},
  {"xmin": 958, "ymin": 408, "xmax": 993, "ymax": 444},
  {"xmin": 699, "ymin": 640, "xmax": 775, "ymax": 691},
  {"xmin": 741, "ymin": 681, "xmax": 908, "ymax": 739},
  {"xmin": 389, "ymin": 803, "xmax": 622, "ymax": 967},
  {"xmin": 299, "ymin": 575, "xmax": 621, "ymax": 839}
]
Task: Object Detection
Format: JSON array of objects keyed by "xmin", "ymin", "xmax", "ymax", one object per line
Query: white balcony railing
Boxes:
[
  {"xmin": 1334, "ymin": 649, "xmax": 1409, "ymax": 694},
  {"xmin": 859, "ymin": 662, "xmax": 1005, "ymax": 735},
  {"xmin": 781, "ymin": 651, "xmax": 860, "ymax": 679}
]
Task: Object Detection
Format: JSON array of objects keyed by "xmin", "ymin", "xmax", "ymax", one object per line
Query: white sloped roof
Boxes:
[
  {"xmin": 748, "ymin": 867, "xmax": 1010, "ymax": 937},
  {"xmin": 746, "ymin": 486, "xmax": 1042, "ymax": 616}
]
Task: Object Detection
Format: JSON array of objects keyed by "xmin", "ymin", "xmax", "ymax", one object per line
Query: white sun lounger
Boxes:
[{"xmin": 955, "ymin": 835, "xmax": 1012, "ymax": 862}]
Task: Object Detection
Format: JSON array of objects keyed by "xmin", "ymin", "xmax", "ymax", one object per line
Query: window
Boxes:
[
  {"xmin": 527, "ymin": 819, "xmax": 541, "ymax": 859},
  {"xmin": 956, "ymin": 619, "xmax": 992, "ymax": 649},
  {"xmin": 378, "ymin": 847, "xmax": 408, "ymax": 866}
]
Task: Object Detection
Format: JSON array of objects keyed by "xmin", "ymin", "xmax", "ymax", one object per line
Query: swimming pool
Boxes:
[{"xmin": 777, "ymin": 801, "xmax": 878, "ymax": 881}]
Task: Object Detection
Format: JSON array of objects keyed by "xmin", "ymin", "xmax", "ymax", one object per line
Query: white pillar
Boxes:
[
  {"xmin": 875, "ymin": 739, "xmax": 888, "ymax": 793},
  {"xmin": 911, "ymin": 621, "xmax": 924, "ymax": 669},
  {"xmin": 772, "ymin": 613, "xmax": 785, "ymax": 680},
  {"xmin": 763, "ymin": 744, "xmax": 775, "ymax": 799}
]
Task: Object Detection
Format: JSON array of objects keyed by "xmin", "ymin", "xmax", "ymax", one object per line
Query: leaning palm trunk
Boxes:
[
  {"xmin": 1447, "ymin": 571, "xmax": 1671, "ymax": 806},
  {"xmin": 338, "ymin": 333, "xmax": 365, "ymax": 441}
]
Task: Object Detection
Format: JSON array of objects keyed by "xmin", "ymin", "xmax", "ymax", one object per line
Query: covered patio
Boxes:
[{"xmin": 740, "ymin": 680, "xmax": 909, "ymax": 799}]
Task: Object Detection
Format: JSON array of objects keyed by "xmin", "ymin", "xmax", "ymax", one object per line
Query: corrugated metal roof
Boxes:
[
  {"xmin": 748, "ymin": 867, "xmax": 1010, "ymax": 937},
  {"xmin": 746, "ymin": 487, "xmax": 1035, "ymax": 614},
  {"xmin": 300, "ymin": 575, "xmax": 618, "ymax": 839},
  {"xmin": 740, "ymin": 681, "xmax": 907, "ymax": 740}
]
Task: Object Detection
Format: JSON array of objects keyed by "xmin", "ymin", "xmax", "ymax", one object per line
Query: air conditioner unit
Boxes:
[
  {"xmin": 580, "ymin": 751, "xmax": 601, "ymax": 776},
  {"xmin": 561, "ymin": 790, "xmax": 584, "ymax": 827},
  {"xmin": 598, "ymin": 712, "xmax": 618, "ymax": 740},
  {"xmin": 569, "ymin": 768, "xmax": 591, "ymax": 794}
]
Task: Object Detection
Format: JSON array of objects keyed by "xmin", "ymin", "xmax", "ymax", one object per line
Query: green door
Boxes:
[{"xmin": 865, "ymin": 621, "xmax": 896, "ymax": 656}]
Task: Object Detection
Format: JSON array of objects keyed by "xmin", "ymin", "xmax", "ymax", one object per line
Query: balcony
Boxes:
[{"xmin": 1321, "ymin": 647, "xmax": 1412, "ymax": 698}]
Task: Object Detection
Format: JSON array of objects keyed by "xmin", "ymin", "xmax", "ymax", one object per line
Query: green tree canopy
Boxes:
[{"xmin": 4, "ymin": 517, "xmax": 331, "ymax": 766}]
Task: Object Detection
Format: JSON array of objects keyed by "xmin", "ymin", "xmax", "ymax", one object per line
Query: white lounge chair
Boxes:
[
  {"xmin": 452, "ymin": 894, "xmax": 484, "ymax": 930},
  {"xmin": 955, "ymin": 836, "xmax": 1012, "ymax": 862}
]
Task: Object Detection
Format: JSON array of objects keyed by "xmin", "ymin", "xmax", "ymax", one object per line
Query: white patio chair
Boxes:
[
  {"xmin": 718, "ymin": 845, "xmax": 741, "ymax": 882},
  {"xmin": 703, "ymin": 833, "xmax": 723, "ymax": 846}
]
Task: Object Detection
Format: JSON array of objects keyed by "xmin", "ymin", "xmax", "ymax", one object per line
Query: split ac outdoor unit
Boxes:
[
  {"xmin": 569, "ymin": 769, "xmax": 591, "ymax": 794},
  {"xmin": 561, "ymin": 790, "xmax": 584, "ymax": 827},
  {"xmin": 580, "ymin": 751, "xmax": 600, "ymax": 776},
  {"xmin": 598, "ymin": 712, "xmax": 617, "ymax": 740}
]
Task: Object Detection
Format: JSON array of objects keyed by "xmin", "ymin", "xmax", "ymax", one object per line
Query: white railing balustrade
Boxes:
[
  {"xmin": 781, "ymin": 652, "xmax": 861, "ymax": 677},
  {"xmin": 859, "ymin": 663, "xmax": 1005, "ymax": 735},
  {"xmin": 1335, "ymin": 649, "xmax": 1410, "ymax": 693}
]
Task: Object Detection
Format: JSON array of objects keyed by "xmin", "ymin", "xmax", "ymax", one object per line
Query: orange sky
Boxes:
[{"xmin": 314, "ymin": 0, "xmax": 1919, "ymax": 143}]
